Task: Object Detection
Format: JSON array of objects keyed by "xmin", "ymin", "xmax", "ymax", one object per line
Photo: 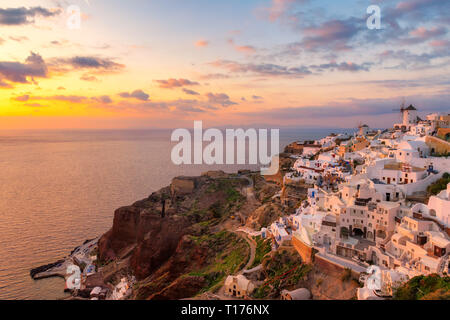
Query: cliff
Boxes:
[
  {"xmin": 97, "ymin": 172, "xmax": 255, "ymax": 299},
  {"xmin": 95, "ymin": 162, "xmax": 318, "ymax": 300}
]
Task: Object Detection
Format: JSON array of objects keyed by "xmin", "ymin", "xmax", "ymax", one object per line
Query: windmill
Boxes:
[
  {"xmin": 392, "ymin": 97, "xmax": 406, "ymax": 121},
  {"xmin": 355, "ymin": 121, "xmax": 362, "ymax": 136},
  {"xmin": 356, "ymin": 121, "xmax": 369, "ymax": 136}
]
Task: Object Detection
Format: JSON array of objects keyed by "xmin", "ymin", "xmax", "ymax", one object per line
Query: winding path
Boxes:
[{"xmin": 235, "ymin": 231, "xmax": 256, "ymax": 274}]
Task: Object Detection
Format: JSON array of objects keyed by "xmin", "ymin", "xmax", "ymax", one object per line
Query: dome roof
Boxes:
[{"xmin": 282, "ymin": 288, "xmax": 311, "ymax": 300}]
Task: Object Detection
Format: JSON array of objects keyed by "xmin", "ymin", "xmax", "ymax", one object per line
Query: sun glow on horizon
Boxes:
[{"xmin": 0, "ymin": 0, "xmax": 449, "ymax": 129}]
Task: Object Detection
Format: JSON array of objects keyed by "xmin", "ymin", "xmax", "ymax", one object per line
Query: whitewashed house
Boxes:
[{"xmin": 224, "ymin": 275, "xmax": 255, "ymax": 298}]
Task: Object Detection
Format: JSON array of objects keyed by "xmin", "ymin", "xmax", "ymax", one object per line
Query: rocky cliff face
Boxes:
[
  {"xmin": 96, "ymin": 168, "xmax": 312, "ymax": 300},
  {"xmin": 97, "ymin": 173, "xmax": 254, "ymax": 299},
  {"xmin": 98, "ymin": 180, "xmax": 197, "ymax": 279}
]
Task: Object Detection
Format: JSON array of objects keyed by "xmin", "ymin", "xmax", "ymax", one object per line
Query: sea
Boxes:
[{"xmin": 0, "ymin": 127, "xmax": 354, "ymax": 300}]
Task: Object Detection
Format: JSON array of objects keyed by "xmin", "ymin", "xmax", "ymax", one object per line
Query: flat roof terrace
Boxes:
[{"xmin": 383, "ymin": 162, "xmax": 425, "ymax": 172}]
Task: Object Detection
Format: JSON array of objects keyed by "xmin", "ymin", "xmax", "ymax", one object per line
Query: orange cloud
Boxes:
[
  {"xmin": 235, "ymin": 45, "xmax": 256, "ymax": 54},
  {"xmin": 195, "ymin": 39, "xmax": 209, "ymax": 47},
  {"xmin": 227, "ymin": 39, "xmax": 256, "ymax": 54}
]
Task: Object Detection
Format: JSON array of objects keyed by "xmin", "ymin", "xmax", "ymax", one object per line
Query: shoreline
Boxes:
[{"xmin": 30, "ymin": 238, "xmax": 99, "ymax": 299}]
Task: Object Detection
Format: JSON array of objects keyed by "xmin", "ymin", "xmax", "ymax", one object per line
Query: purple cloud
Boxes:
[
  {"xmin": 182, "ymin": 88, "xmax": 200, "ymax": 96},
  {"xmin": 0, "ymin": 52, "xmax": 47, "ymax": 84},
  {"xmin": 119, "ymin": 89, "xmax": 150, "ymax": 101},
  {"xmin": 0, "ymin": 7, "xmax": 60, "ymax": 26},
  {"xmin": 155, "ymin": 78, "xmax": 200, "ymax": 89},
  {"xmin": 205, "ymin": 92, "xmax": 237, "ymax": 107}
]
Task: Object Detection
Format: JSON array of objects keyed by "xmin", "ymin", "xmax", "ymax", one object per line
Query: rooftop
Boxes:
[{"xmin": 383, "ymin": 162, "xmax": 425, "ymax": 172}]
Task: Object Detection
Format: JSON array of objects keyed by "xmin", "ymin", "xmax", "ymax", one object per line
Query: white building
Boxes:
[
  {"xmin": 224, "ymin": 275, "xmax": 255, "ymax": 298},
  {"xmin": 394, "ymin": 139, "xmax": 430, "ymax": 162},
  {"xmin": 270, "ymin": 218, "xmax": 292, "ymax": 246},
  {"xmin": 414, "ymin": 182, "xmax": 450, "ymax": 228}
]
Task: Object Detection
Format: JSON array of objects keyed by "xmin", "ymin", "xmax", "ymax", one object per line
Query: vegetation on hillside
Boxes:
[
  {"xmin": 393, "ymin": 274, "xmax": 450, "ymax": 300},
  {"xmin": 427, "ymin": 172, "xmax": 450, "ymax": 195},
  {"xmin": 249, "ymin": 236, "xmax": 272, "ymax": 269},
  {"xmin": 252, "ymin": 249, "xmax": 311, "ymax": 299},
  {"xmin": 206, "ymin": 178, "xmax": 246, "ymax": 216},
  {"xmin": 183, "ymin": 178, "xmax": 246, "ymax": 221},
  {"xmin": 188, "ymin": 231, "xmax": 250, "ymax": 293}
]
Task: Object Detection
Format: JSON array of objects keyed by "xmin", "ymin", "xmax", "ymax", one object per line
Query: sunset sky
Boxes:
[{"xmin": 0, "ymin": 0, "xmax": 449, "ymax": 129}]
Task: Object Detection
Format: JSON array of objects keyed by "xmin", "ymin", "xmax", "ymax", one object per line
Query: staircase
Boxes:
[{"xmin": 437, "ymin": 253, "xmax": 449, "ymax": 275}]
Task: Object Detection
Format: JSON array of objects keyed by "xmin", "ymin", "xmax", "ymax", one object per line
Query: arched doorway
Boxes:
[
  {"xmin": 340, "ymin": 227, "xmax": 349, "ymax": 239},
  {"xmin": 376, "ymin": 229, "xmax": 387, "ymax": 239},
  {"xmin": 353, "ymin": 228, "xmax": 364, "ymax": 238},
  {"xmin": 371, "ymin": 251, "xmax": 378, "ymax": 265}
]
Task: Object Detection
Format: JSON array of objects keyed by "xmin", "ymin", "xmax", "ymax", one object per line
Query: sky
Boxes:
[{"xmin": 0, "ymin": 0, "xmax": 449, "ymax": 129}]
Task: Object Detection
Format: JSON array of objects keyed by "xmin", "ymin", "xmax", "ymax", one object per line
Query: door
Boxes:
[{"xmin": 387, "ymin": 178, "xmax": 391, "ymax": 184}]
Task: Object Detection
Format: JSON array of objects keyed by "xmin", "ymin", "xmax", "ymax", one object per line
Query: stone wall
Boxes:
[
  {"xmin": 284, "ymin": 142, "xmax": 304, "ymax": 154},
  {"xmin": 314, "ymin": 255, "xmax": 360, "ymax": 279},
  {"xmin": 426, "ymin": 136, "xmax": 450, "ymax": 155},
  {"xmin": 437, "ymin": 128, "xmax": 450, "ymax": 141},
  {"xmin": 170, "ymin": 177, "xmax": 196, "ymax": 196},
  {"xmin": 292, "ymin": 236, "xmax": 314, "ymax": 263},
  {"xmin": 293, "ymin": 236, "xmax": 362, "ymax": 279}
]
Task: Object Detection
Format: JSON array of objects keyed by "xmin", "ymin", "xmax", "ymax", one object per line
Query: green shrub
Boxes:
[
  {"xmin": 427, "ymin": 173, "xmax": 450, "ymax": 195},
  {"xmin": 393, "ymin": 274, "xmax": 450, "ymax": 300},
  {"xmin": 341, "ymin": 268, "xmax": 352, "ymax": 282},
  {"xmin": 250, "ymin": 236, "xmax": 272, "ymax": 269}
]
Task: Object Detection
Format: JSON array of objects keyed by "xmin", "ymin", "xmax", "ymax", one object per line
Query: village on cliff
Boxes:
[{"xmin": 251, "ymin": 106, "xmax": 450, "ymax": 300}]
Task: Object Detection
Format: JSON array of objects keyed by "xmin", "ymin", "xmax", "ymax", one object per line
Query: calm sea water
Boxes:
[{"xmin": 0, "ymin": 128, "xmax": 353, "ymax": 300}]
